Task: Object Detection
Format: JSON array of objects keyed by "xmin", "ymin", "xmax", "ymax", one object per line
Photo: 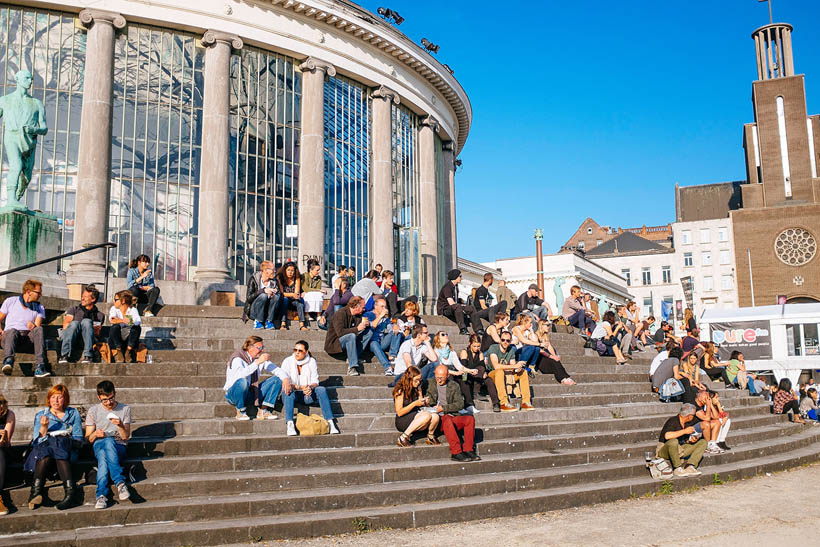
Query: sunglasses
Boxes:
[
  {"xmin": 438, "ymin": 332, "xmax": 448, "ymax": 337},
  {"xmin": 500, "ymin": 338, "xmax": 512, "ymax": 342},
  {"xmin": 293, "ymin": 347, "xmax": 306, "ymax": 353},
  {"xmin": 254, "ymin": 344, "xmax": 264, "ymax": 350}
]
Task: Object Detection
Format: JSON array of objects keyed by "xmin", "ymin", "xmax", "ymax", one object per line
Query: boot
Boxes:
[
  {"xmin": 28, "ymin": 478, "xmax": 45, "ymax": 509},
  {"xmin": 55, "ymin": 479, "xmax": 78, "ymax": 510}
]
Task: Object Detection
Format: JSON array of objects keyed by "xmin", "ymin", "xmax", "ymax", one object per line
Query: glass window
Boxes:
[
  {"xmin": 703, "ymin": 276, "xmax": 713, "ymax": 291},
  {"xmin": 392, "ymin": 103, "xmax": 420, "ymax": 296},
  {"xmin": 325, "ymin": 75, "xmax": 369, "ymax": 281},
  {"xmin": 662, "ymin": 266, "xmax": 672, "ymax": 284},
  {"xmin": 720, "ymin": 250, "xmax": 731, "ymax": 265},
  {"xmin": 587, "ymin": 227, "xmax": 593, "ymax": 234},
  {"xmin": 699, "ymin": 228, "xmax": 710, "ymax": 243},
  {"xmin": 621, "ymin": 269, "xmax": 631, "ymax": 286},
  {"xmin": 684, "ymin": 252, "xmax": 693, "ymax": 267},
  {"xmin": 805, "ymin": 323, "xmax": 819, "ymax": 356},
  {"xmin": 110, "ymin": 24, "xmax": 205, "ymax": 281},
  {"xmin": 643, "ymin": 296, "xmax": 654, "ymax": 316},
  {"xmin": 0, "ymin": 5, "xmax": 86, "ymax": 264},
  {"xmin": 718, "ymin": 227, "xmax": 728, "ymax": 242},
  {"xmin": 596, "ymin": 239, "xmax": 602, "ymax": 246},
  {"xmin": 721, "ymin": 274, "xmax": 733, "ymax": 290},
  {"xmin": 228, "ymin": 47, "xmax": 301, "ymax": 283},
  {"xmin": 702, "ymin": 252, "xmax": 712, "ymax": 266},
  {"xmin": 681, "ymin": 230, "xmax": 692, "ymax": 245},
  {"xmin": 642, "ymin": 267, "xmax": 651, "ymax": 285},
  {"xmin": 787, "ymin": 324, "xmax": 804, "ymax": 356},
  {"xmin": 577, "ymin": 241, "xmax": 585, "ymax": 250}
]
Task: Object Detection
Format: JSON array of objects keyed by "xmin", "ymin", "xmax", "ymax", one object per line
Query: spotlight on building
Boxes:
[
  {"xmin": 442, "ymin": 64, "xmax": 454, "ymax": 75},
  {"xmin": 421, "ymin": 38, "xmax": 440, "ymax": 54},
  {"xmin": 454, "ymin": 159, "xmax": 462, "ymax": 167},
  {"xmin": 377, "ymin": 7, "xmax": 404, "ymax": 25}
]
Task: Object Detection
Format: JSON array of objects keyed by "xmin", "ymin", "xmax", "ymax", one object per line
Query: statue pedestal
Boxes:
[{"xmin": 0, "ymin": 209, "xmax": 67, "ymax": 297}]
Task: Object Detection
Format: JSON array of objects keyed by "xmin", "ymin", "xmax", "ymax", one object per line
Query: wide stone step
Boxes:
[{"xmin": 1, "ymin": 425, "xmax": 815, "ymax": 544}]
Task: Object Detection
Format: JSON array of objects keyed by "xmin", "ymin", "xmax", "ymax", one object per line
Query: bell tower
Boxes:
[{"xmin": 741, "ymin": 23, "xmax": 820, "ymax": 206}]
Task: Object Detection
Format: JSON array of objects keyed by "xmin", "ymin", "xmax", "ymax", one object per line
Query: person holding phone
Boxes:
[
  {"xmin": 126, "ymin": 254, "xmax": 160, "ymax": 317},
  {"xmin": 85, "ymin": 381, "xmax": 131, "ymax": 509},
  {"xmin": 393, "ymin": 366, "xmax": 440, "ymax": 447}
]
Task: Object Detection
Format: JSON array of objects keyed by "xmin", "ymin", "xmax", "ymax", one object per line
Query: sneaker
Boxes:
[
  {"xmin": 347, "ymin": 368, "xmax": 360, "ymax": 376},
  {"xmin": 2, "ymin": 358, "xmax": 12, "ymax": 376},
  {"xmin": 684, "ymin": 465, "xmax": 702, "ymax": 476},
  {"xmin": 464, "ymin": 451, "xmax": 481, "ymax": 461},
  {"xmin": 81, "ymin": 355, "xmax": 92, "ymax": 364},
  {"xmin": 451, "ymin": 452, "xmax": 471, "ymax": 462},
  {"xmin": 58, "ymin": 355, "xmax": 69, "ymax": 364},
  {"xmin": 236, "ymin": 410, "xmax": 251, "ymax": 421},
  {"xmin": 0, "ymin": 497, "xmax": 7, "ymax": 515},
  {"xmin": 499, "ymin": 404, "xmax": 518, "ymax": 412},
  {"xmin": 143, "ymin": 311, "xmax": 154, "ymax": 318},
  {"xmin": 253, "ymin": 321, "xmax": 264, "ymax": 329},
  {"xmin": 520, "ymin": 403, "xmax": 535, "ymax": 411},
  {"xmin": 94, "ymin": 496, "xmax": 107, "ymax": 509},
  {"xmin": 116, "ymin": 483, "xmax": 130, "ymax": 501},
  {"xmin": 257, "ymin": 409, "xmax": 279, "ymax": 421},
  {"xmin": 286, "ymin": 421, "xmax": 297, "ymax": 436},
  {"xmin": 34, "ymin": 365, "xmax": 51, "ymax": 378},
  {"xmin": 384, "ymin": 368, "xmax": 394, "ymax": 376},
  {"xmin": 673, "ymin": 467, "xmax": 689, "ymax": 477},
  {"xmin": 466, "ymin": 405, "xmax": 479, "ymax": 414},
  {"xmin": 264, "ymin": 321, "xmax": 276, "ymax": 330},
  {"xmin": 718, "ymin": 442, "xmax": 732, "ymax": 451},
  {"xmin": 329, "ymin": 420, "xmax": 340, "ymax": 434},
  {"xmin": 492, "ymin": 403, "xmax": 501, "ymax": 413}
]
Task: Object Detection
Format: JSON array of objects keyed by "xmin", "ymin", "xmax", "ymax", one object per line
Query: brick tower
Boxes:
[{"xmin": 733, "ymin": 22, "xmax": 820, "ymax": 305}]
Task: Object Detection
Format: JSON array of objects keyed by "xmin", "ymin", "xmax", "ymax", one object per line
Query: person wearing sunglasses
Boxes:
[
  {"xmin": 224, "ymin": 336, "xmax": 289, "ymax": 421},
  {"xmin": 432, "ymin": 331, "xmax": 479, "ymax": 415},
  {"xmin": 486, "ymin": 333, "xmax": 534, "ymax": 412},
  {"xmin": 279, "ymin": 340, "xmax": 339, "ymax": 435},
  {"xmin": 0, "ymin": 278, "xmax": 47, "ymax": 377}
]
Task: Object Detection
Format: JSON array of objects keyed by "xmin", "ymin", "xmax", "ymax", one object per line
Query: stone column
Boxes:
[
  {"xmin": 370, "ymin": 85, "xmax": 400, "ymax": 271},
  {"xmin": 441, "ymin": 141, "xmax": 457, "ymax": 273},
  {"xmin": 418, "ymin": 116, "xmax": 439, "ymax": 314},
  {"xmin": 67, "ymin": 9, "xmax": 125, "ymax": 287},
  {"xmin": 193, "ymin": 31, "xmax": 242, "ymax": 283},
  {"xmin": 296, "ymin": 57, "xmax": 335, "ymax": 272}
]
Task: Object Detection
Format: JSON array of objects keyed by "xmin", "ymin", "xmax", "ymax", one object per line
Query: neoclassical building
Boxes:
[{"xmin": 0, "ymin": 0, "xmax": 469, "ymax": 307}]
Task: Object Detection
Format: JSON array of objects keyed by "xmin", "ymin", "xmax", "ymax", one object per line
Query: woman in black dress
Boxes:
[
  {"xmin": 459, "ymin": 334, "xmax": 500, "ymax": 412},
  {"xmin": 534, "ymin": 320, "xmax": 576, "ymax": 385},
  {"xmin": 394, "ymin": 366, "xmax": 440, "ymax": 447}
]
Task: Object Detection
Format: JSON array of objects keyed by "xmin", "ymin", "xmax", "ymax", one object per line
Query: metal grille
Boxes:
[
  {"xmin": 324, "ymin": 75, "xmax": 370, "ymax": 280},
  {"xmin": 0, "ymin": 4, "xmax": 85, "ymax": 259},
  {"xmin": 229, "ymin": 47, "xmax": 301, "ymax": 283},
  {"xmin": 109, "ymin": 24, "xmax": 204, "ymax": 281}
]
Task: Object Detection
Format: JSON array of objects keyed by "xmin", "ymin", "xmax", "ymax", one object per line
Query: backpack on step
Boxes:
[
  {"xmin": 295, "ymin": 412, "xmax": 330, "ymax": 435},
  {"xmin": 659, "ymin": 377, "xmax": 685, "ymax": 402}
]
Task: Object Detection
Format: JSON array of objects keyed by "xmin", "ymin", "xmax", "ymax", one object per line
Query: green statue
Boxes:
[{"xmin": 0, "ymin": 70, "xmax": 48, "ymax": 210}]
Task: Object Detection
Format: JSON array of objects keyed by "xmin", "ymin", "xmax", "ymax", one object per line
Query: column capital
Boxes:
[
  {"xmin": 202, "ymin": 30, "xmax": 243, "ymax": 51},
  {"xmin": 442, "ymin": 141, "xmax": 456, "ymax": 153},
  {"xmin": 371, "ymin": 85, "xmax": 400, "ymax": 105},
  {"xmin": 78, "ymin": 9, "xmax": 126, "ymax": 29},
  {"xmin": 421, "ymin": 115, "xmax": 439, "ymax": 132},
  {"xmin": 299, "ymin": 57, "xmax": 336, "ymax": 77}
]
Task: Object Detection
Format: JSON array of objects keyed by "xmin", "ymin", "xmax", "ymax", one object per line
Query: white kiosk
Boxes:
[{"xmin": 700, "ymin": 304, "xmax": 820, "ymax": 386}]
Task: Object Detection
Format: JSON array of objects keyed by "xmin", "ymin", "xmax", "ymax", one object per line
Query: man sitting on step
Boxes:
[
  {"xmin": 390, "ymin": 323, "xmax": 440, "ymax": 387},
  {"xmin": 0, "ymin": 279, "xmax": 48, "ymax": 377},
  {"xmin": 656, "ymin": 403, "xmax": 707, "ymax": 477},
  {"xmin": 59, "ymin": 284, "xmax": 105, "ymax": 364},
  {"xmin": 85, "ymin": 380, "xmax": 131, "ymax": 509},
  {"xmin": 324, "ymin": 296, "xmax": 372, "ymax": 376},
  {"xmin": 561, "ymin": 285, "xmax": 595, "ymax": 336},
  {"xmin": 224, "ymin": 336, "xmax": 289, "ymax": 421},
  {"xmin": 427, "ymin": 364, "xmax": 480, "ymax": 462},
  {"xmin": 486, "ymin": 334, "xmax": 534, "ymax": 412}
]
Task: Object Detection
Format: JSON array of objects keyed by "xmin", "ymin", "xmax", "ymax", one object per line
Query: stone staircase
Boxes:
[{"xmin": 1, "ymin": 305, "xmax": 819, "ymax": 546}]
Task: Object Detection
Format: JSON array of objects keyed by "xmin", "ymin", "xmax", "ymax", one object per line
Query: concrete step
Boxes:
[{"xmin": 0, "ymin": 425, "xmax": 815, "ymax": 544}]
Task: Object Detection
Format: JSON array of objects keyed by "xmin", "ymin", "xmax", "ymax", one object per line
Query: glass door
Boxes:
[{"xmin": 395, "ymin": 226, "xmax": 420, "ymax": 297}]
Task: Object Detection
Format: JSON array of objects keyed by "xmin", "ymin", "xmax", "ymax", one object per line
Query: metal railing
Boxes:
[{"xmin": 0, "ymin": 242, "xmax": 117, "ymax": 301}]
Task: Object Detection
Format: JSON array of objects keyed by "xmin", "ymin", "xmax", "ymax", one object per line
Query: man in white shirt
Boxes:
[
  {"xmin": 279, "ymin": 340, "xmax": 339, "ymax": 435},
  {"xmin": 391, "ymin": 324, "xmax": 439, "ymax": 387},
  {"xmin": 0, "ymin": 279, "xmax": 46, "ymax": 377},
  {"xmin": 224, "ymin": 336, "xmax": 289, "ymax": 421}
]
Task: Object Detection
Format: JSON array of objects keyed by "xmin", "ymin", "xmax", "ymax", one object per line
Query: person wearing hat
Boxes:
[
  {"xmin": 436, "ymin": 269, "xmax": 483, "ymax": 335},
  {"xmin": 513, "ymin": 284, "xmax": 552, "ymax": 323}
]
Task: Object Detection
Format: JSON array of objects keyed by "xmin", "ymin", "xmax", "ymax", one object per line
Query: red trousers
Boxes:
[{"xmin": 441, "ymin": 414, "xmax": 475, "ymax": 455}]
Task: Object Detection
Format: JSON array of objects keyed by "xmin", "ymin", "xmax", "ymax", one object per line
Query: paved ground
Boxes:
[{"xmin": 223, "ymin": 463, "xmax": 820, "ymax": 546}]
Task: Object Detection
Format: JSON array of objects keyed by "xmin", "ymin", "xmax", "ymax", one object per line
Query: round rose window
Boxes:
[{"xmin": 774, "ymin": 228, "xmax": 817, "ymax": 266}]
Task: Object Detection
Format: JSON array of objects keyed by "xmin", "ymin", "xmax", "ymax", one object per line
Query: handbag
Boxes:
[
  {"xmin": 295, "ymin": 412, "xmax": 330, "ymax": 435},
  {"xmin": 551, "ymin": 318, "xmax": 574, "ymax": 335}
]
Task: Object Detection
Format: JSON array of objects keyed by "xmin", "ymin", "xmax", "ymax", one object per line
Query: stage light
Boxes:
[
  {"xmin": 421, "ymin": 38, "xmax": 439, "ymax": 54},
  {"xmin": 377, "ymin": 7, "xmax": 404, "ymax": 25}
]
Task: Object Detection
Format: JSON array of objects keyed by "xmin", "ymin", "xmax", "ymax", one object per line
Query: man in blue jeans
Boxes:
[
  {"xmin": 85, "ymin": 380, "xmax": 131, "ymax": 509},
  {"xmin": 324, "ymin": 296, "xmax": 372, "ymax": 376},
  {"xmin": 59, "ymin": 285, "xmax": 105, "ymax": 364},
  {"xmin": 363, "ymin": 295, "xmax": 397, "ymax": 376}
]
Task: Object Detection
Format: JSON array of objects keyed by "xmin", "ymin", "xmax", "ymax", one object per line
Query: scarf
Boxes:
[{"xmin": 20, "ymin": 295, "xmax": 39, "ymax": 311}]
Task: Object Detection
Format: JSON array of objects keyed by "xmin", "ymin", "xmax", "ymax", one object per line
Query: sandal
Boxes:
[
  {"xmin": 426, "ymin": 435, "xmax": 442, "ymax": 446},
  {"xmin": 280, "ymin": 325, "xmax": 288, "ymax": 331},
  {"xmin": 300, "ymin": 325, "xmax": 309, "ymax": 331},
  {"xmin": 397, "ymin": 434, "xmax": 412, "ymax": 447}
]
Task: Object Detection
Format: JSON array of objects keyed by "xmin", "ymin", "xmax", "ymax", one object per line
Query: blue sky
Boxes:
[{"xmin": 359, "ymin": 0, "xmax": 820, "ymax": 261}]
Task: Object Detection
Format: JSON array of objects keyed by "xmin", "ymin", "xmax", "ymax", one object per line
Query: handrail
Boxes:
[{"xmin": 0, "ymin": 242, "xmax": 117, "ymax": 301}]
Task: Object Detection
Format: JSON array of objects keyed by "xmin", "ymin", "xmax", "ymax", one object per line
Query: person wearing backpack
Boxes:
[{"xmin": 652, "ymin": 347, "xmax": 684, "ymax": 394}]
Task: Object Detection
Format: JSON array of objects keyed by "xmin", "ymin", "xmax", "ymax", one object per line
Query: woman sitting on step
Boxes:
[
  {"xmin": 534, "ymin": 320, "xmax": 576, "ymax": 385},
  {"xmin": 773, "ymin": 378, "xmax": 806, "ymax": 424},
  {"xmin": 275, "ymin": 262, "xmax": 308, "ymax": 331},
  {"xmin": 394, "ymin": 365, "xmax": 440, "ymax": 447},
  {"xmin": 511, "ymin": 314, "xmax": 541, "ymax": 373},
  {"xmin": 108, "ymin": 291, "xmax": 142, "ymax": 363},
  {"xmin": 590, "ymin": 311, "xmax": 628, "ymax": 365},
  {"xmin": 280, "ymin": 340, "xmax": 339, "ymax": 435},
  {"xmin": 0, "ymin": 393, "xmax": 16, "ymax": 516},
  {"xmin": 481, "ymin": 311, "xmax": 510, "ymax": 353},
  {"xmin": 432, "ymin": 331, "xmax": 478, "ymax": 415},
  {"xmin": 25, "ymin": 384, "xmax": 83, "ymax": 510},
  {"xmin": 700, "ymin": 342, "xmax": 729, "ymax": 385},
  {"xmin": 223, "ymin": 336, "xmax": 288, "ymax": 421},
  {"xmin": 459, "ymin": 334, "xmax": 500, "ymax": 413}
]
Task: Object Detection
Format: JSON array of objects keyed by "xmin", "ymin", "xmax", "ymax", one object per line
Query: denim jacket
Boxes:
[
  {"xmin": 32, "ymin": 407, "xmax": 84, "ymax": 444},
  {"xmin": 127, "ymin": 267, "xmax": 155, "ymax": 289}
]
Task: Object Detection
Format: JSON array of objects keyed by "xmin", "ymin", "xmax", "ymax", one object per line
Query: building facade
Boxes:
[
  {"xmin": 0, "ymin": 0, "xmax": 469, "ymax": 306},
  {"xmin": 733, "ymin": 22, "xmax": 820, "ymax": 306},
  {"xmin": 559, "ymin": 217, "xmax": 672, "ymax": 253}
]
